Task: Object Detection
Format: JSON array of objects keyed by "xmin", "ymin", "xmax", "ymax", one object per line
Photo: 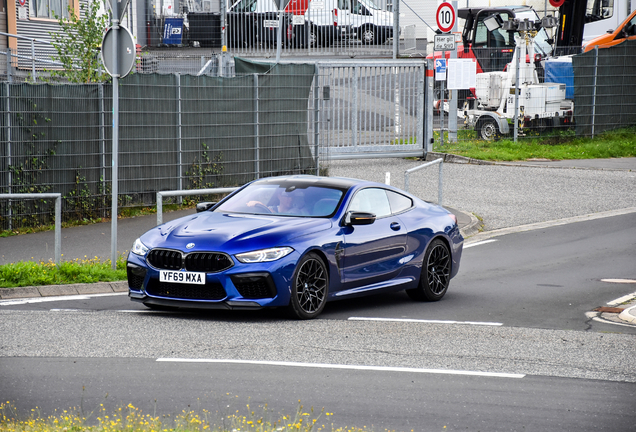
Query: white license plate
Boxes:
[
  {"xmin": 160, "ymin": 270, "xmax": 206, "ymax": 285},
  {"xmin": 539, "ymin": 111, "xmax": 556, "ymax": 118},
  {"xmin": 263, "ymin": 20, "xmax": 279, "ymax": 27}
]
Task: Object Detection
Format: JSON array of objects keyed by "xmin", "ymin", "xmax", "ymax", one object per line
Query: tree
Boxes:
[{"xmin": 50, "ymin": 2, "xmax": 110, "ymax": 83}]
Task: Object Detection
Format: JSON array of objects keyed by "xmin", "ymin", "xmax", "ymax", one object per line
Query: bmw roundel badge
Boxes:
[{"xmin": 186, "ymin": 243, "xmax": 195, "ymax": 249}]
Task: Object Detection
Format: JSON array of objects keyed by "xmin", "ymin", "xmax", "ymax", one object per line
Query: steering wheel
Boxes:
[{"xmin": 251, "ymin": 202, "xmax": 272, "ymax": 213}]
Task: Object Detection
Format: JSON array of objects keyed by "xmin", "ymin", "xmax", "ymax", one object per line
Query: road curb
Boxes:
[
  {"xmin": 619, "ymin": 305, "xmax": 636, "ymax": 324},
  {"xmin": 0, "ymin": 281, "xmax": 128, "ymax": 300},
  {"xmin": 459, "ymin": 212, "xmax": 483, "ymax": 239},
  {"xmin": 425, "ymin": 152, "xmax": 634, "ymax": 171},
  {"xmin": 425, "ymin": 152, "xmax": 496, "ymax": 165}
]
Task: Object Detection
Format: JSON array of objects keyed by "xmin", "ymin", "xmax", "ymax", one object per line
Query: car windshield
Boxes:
[
  {"xmin": 230, "ymin": 0, "xmax": 257, "ymax": 13},
  {"xmin": 216, "ymin": 183, "xmax": 345, "ymax": 217}
]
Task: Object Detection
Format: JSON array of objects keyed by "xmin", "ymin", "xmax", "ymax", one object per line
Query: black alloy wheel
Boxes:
[
  {"xmin": 406, "ymin": 238, "xmax": 451, "ymax": 302},
  {"xmin": 288, "ymin": 252, "xmax": 328, "ymax": 319}
]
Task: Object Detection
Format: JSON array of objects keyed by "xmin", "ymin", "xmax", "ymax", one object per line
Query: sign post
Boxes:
[
  {"xmin": 435, "ymin": 2, "xmax": 456, "ymax": 148},
  {"xmin": 102, "ymin": 0, "xmax": 137, "ymax": 269}
]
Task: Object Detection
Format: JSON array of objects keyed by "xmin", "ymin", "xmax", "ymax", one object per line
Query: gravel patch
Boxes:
[{"xmin": 325, "ymin": 159, "xmax": 636, "ymax": 230}]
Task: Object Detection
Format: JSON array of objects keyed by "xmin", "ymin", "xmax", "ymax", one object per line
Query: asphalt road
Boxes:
[
  {"xmin": 1, "ymin": 158, "xmax": 635, "ymax": 430},
  {"xmin": 2, "ymin": 213, "xmax": 635, "ymax": 430},
  {"xmin": 2, "ymin": 357, "xmax": 635, "ymax": 432}
]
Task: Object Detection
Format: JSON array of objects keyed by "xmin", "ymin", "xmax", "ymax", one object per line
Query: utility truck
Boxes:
[{"xmin": 463, "ymin": 18, "xmax": 574, "ymax": 140}]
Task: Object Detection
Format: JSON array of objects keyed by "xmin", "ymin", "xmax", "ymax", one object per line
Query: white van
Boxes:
[
  {"xmin": 300, "ymin": 0, "xmax": 394, "ymax": 45},
  {"xmin": 227, "ymin": 0, "xmax": 393, "ymax": 47}
]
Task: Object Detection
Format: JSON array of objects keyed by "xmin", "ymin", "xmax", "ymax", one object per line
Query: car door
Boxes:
[{"xmin": 341, "ymin": 187, "xmax": 408, "ymax": 286}]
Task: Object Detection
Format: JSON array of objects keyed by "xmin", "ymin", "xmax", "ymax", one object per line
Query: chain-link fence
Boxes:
[
  {"xmin": 0, "ymin": 58, "xmax": 427, "ymax": 231},
  {"xmin": 1, "ymin": 36, "xmax": 635, "ymax": 232},
  {"xmin": 433, "ymin": 41, "xmax": 636, "ymax": 148}
]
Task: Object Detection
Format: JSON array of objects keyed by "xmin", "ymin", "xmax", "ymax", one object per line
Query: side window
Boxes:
[
  {"xmin": 586, "ymin": 0, "xmax": 614, "ymax": 21},
  {"xmin": 474, "ymin": 20, "xmax": 488, "ymax": 46},
  {"xmin": 349, "ymin": 188, "xmax": 391, "ymax": 218},
  {"xmin": 387, "ymin": 191, "xmax": 413, "ymax": 214},
  {"xmin": 33, "ymin": 0, "xmax": 71, "ymax": 18}
]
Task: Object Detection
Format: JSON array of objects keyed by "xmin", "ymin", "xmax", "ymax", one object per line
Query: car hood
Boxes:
[{"xmin": 140, "ymin": 211, "xmax": 332, "ymax": 253}]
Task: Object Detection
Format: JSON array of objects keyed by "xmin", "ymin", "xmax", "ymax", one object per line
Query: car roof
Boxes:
[{"xmin": 252, "ymin": 175, "xmax": 364, "ymax": 191}]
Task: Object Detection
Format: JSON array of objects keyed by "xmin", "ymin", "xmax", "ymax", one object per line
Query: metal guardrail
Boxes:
[
  {"xmin": 403, "ymin": 158, "xmax": 443, "ymax": 206},
  {"xmin": 156, "ymin": 187, "xmax": 239, "ymax": 225},
  {"xmin": 0, "ymin": 193, "xmax": 62, "ymax": 264},
  {"xmin": 0, "ymin": 31, "xmax": 57, "ymax": 82}
]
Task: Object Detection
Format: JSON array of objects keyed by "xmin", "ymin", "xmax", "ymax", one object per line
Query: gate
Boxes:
[{"xmin": 314, "ymin": 60, "xmax": 427, "ymax": 160}]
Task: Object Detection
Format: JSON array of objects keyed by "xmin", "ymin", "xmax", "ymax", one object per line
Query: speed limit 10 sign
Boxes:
[{"xmin": 436, "ymin": 2, "xmax": 456, "ymax": 33}]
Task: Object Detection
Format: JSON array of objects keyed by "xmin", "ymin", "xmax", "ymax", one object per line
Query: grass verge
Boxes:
[
  {"xmin": 0, "ymin": 255, "xmax": 126, "ymax": 288},
  {"xmin": 432, "ymin": 126, "xmax": 636, "ymax": 161},
  {"xmin": 0, "ymin": 401, "xmax": 382, "ymax": 432}
]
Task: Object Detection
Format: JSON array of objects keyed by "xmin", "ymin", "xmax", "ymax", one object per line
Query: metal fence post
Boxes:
[
  {"xmin": 514, "ymin": 45, "xmax": 520, "ymax": 143},
  {"xmin": 54, "ymin": 195, "xmax": 61, "ymax": 264},
  {"xmin": 5, "ymin": 82, "xmax": 12, "ymax": 230},
  {"xmin": 417, "ymin": 63, "xmax": 424, "ymax": 155},
  {"xmin": 438, "ymin": 160, "xmax": 443, "ymax": 206},
  {"xmin": 425, "ymin": 59, "xmax": 434, "ymax": 155},
  {"xmin": 314, "ymin": 64, "xmax": 320, "ymax": 175},
  {"xmin": 353, "ymin": 66, "xmax": 358, "ymax": 147},
  {"xmin": 7, "ymin": 48, "xmax": 12, "ymax": 83},
  {"xmin": 30, "ymin": 39, "xmax": 36, "ymax": 82},
  {"xmin": 98, "ymin": 82, "xmax": 106, "ymax": 215},
  {"xmin": 591, "ymin": 46, "xmax": 599, "ymax": 138},
  {"xmin": 175, "ymin": 73, "xmax": 183, "ymax": 194},
  {"xmin": 392, "ymin": 0, "xmax": 399, "ymax": 59},
  {"xmin": 254, "ymin": 73, "xmax": 260, "ymax": 178}
]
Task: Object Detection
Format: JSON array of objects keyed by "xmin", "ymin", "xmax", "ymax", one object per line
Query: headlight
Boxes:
[
  {"xmin": 235, "ymin": 247, "xmax": 294, "ymax": 263},
  {"xmin": 131, "ymin": 238, "xmax": 149, "ymax": 256}
]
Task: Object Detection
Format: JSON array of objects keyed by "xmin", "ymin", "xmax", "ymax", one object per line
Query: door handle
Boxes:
[{"xmin": 390, "ymin": 222, "xmax": 401, "ymax": 231}]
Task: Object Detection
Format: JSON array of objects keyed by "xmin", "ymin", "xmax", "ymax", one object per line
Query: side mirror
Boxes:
[
  {"xmin": 196, "ymin": 202, "xmax": 216, "ymax": 213},
  {"xmin": 344, "ymin": 211, "xmax": 376, "ymax": 226}
]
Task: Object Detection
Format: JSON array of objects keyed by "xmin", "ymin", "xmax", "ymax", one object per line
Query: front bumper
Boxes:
[{"xmin": 126, "ymin": 249, "xmax": 299, "ymax": 310}]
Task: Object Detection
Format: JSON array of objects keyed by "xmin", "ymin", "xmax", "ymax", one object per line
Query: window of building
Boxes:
[{"xmin": 33, "ymin": 0, "xmax": 71, "ymax": 19}]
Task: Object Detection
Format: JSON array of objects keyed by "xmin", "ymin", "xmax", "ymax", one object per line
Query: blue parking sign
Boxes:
[{"xmin": 435, "ymin": 59, "xmax": 447, "ymax": 81}]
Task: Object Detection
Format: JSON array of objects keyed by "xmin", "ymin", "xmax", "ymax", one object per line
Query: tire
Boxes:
[
  {"xmin": 406, "ymin": 238, "xmax": 451, "ymax": 302},
  {"xmin": 287, "ymin": 252, "xmax": 328, "ymax": 319},
  {"xmin": 478, "ymin": 118, "xmax": 499, "ymax": 141},
  {"xmin": 533, "ymin": 118, "xmax": 553, "ymax": 134},
  {"xmin": 360, "ymin": 26, "xmax": 375, "ymax": 45}
]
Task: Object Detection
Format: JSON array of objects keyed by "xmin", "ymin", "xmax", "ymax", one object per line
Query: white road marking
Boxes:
[
  {"xmin": 0, "ymin": 292, "xmax": 127, "ymax": 306},
  {"xmin": 607, "ymin": 291, "xmax": 636, "ymax": 306},
  {"xmin": 156, "ymin": 358, "xmax": 525, "ymax": 379},
  {"xmin": 585, "ymin": 311, "xmax": 636, "ymax": 328},
  {"xmin": 348, "ymin": 317, "xmax": 503, "ymax": 326},
  {"xmin": 463, "ymin": 239, "xmax": 498, "ymax": 249},
  {"xmin": 601, "ymin": 279, "xmax": 636, "ymax": 284}
]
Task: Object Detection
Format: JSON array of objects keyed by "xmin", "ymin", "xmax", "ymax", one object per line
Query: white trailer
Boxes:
[{"xmin": 464, "ymin": 29, "xmax": 573, "ymax": 140}]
